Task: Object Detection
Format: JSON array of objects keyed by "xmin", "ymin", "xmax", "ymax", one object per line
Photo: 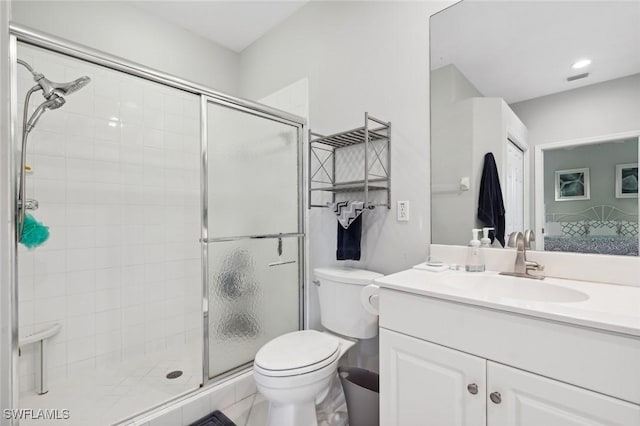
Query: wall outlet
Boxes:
[{"xmin": 397, "ymin": 200, "xmax": 410, "ymax": 222}]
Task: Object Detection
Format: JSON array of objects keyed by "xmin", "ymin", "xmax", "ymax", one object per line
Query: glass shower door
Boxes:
[{"xmin": 205, "ymin": 100, "xmax": 302, "ymax": 379}]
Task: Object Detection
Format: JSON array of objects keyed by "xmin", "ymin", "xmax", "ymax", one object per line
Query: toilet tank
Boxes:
[{"xmin": 314, "ymin": 267, "xmax": 383, "ymax": 339}]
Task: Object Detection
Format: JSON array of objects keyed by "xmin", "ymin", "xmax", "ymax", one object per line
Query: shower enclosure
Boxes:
[
  {"xmin": 5, "ymin": 24, "xmax": 305, "ymax": 425},
  {"xmin": 204, "ymin": 101, "xmax": 304, "ymax": 380}
]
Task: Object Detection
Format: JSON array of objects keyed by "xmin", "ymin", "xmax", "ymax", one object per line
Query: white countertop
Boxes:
[{"xmin": 375, "ymin": 268, "xmax": 640, "ymax": 337}]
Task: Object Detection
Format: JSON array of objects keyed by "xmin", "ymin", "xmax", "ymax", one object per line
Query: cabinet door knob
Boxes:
[
  {"xmin": 467, "ymin": 383, "xmax": 478, "ymax": 395},
  {"xmin": 490, "ymin": 391, "xmax": 502, "ymax": 404}
]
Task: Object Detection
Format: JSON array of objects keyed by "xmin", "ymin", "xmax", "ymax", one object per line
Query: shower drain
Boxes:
[{"xmin": 166, "ymin": 370, "xmax": 183, "ymax": 379}]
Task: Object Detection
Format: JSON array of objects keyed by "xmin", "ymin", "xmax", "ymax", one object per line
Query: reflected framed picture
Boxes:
[
  {"xmin": 616, "ymin": 163, "xmax": 638, "ymax": 198},
  {"xmin": 555, "ymin": 168, "xmax": 590, "ymax": 201}
]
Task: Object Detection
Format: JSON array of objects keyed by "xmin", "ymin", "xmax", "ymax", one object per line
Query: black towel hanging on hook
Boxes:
[{"xmin": 477, "ymin": 152, "xmax": 506, "ymax": 247}]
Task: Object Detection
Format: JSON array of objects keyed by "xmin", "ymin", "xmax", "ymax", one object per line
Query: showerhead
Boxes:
[
  {"xmin": 17, "ymin": 59, "xmax": 91, "ymax": 100},
  {"xmin": 35, "ymin": 74, "xmax": 92, "ymax": 100},
  {"xmin": 44, "ymin": 75, "xmax": 90, "ymax": 98},
  {"xmin": 61, "ymin": 76, "xmax": 91, "ymax": 95},
  {"xmin": 25, "ymin": 95, "xmax": 66, "ymax": 133}
]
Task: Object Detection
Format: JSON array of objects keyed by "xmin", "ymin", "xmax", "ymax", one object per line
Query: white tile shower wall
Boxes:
[{"xmin": 16, "ymin": 44, "xmax": 202, "ymax": 393}]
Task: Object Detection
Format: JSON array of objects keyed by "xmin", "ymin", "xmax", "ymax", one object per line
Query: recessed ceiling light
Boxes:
[{"xmin": 572, "ymin": 59, "xmax": 592, "ymax": 69}]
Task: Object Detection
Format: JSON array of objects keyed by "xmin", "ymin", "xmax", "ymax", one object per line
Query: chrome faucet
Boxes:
[{"xmin": 500, "ymin": 231, "xmax": 545, "ymax": 280}]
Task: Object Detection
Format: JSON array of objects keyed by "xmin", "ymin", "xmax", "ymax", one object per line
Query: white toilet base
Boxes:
[
  {"xmin": 255, "ymin": 351, "xmax": 341, "ymax": 426},
  {"xmin": 266, "ymin": 401, "xmax": 318, "ymax": 426},
  {"xmin": 254, "ymin": 332, "xmax": 358, "ymax": 426}
]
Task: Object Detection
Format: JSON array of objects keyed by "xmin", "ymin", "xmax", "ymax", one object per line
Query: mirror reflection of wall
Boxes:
[
  {"xmin": 542, "ymin": 138, "xmax": 639, "ymax": 256},
  {"xmin": 431, "ymin": 64, "xmax": 527, "ymax": 246},
  {"xmin": 430, "ymin": 1, "xmax": 640, "ymax": 257}
]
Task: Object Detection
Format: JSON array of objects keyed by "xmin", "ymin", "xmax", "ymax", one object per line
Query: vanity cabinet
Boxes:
[
  {"xmin": 487, "ymin": 362, "xmax": 640, "ymax": 426},
  {"xmin": 378, "ymin": 287, "xmax": 640, "ymax": 426},
  {"xmin": 381, "ymin": 328, "xmax": 640, "ymax": 426},
  {"xmin": 380, "ymin": 328, "xmax": 486, "ymax": 426}
]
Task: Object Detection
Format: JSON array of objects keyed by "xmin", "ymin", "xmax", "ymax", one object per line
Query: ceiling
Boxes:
[
  {"xmin": 129, "ymin": 1, "xmax": 308, "ymax": 52},
  {"xmin": 431, "ymin": 1, "xmax": 640, "ymax": 104}
]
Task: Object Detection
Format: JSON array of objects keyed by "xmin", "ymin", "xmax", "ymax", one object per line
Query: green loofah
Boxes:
[{"xmin": 20, "ymin": 214, "xmax": 50, "ymax": 249}]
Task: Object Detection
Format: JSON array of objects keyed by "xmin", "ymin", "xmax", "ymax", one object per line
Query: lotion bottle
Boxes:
[
  {"xmin": 465, "ymin": 228, "xmax": 485, "ymax": 272},
  {"xmin": 481, "ymin": 227, "xmax": 494, "ymax": 248}
]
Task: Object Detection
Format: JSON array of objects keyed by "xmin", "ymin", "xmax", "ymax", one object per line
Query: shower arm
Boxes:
[
  {"xmin": 17, "ymin": 58, "xmax": 34, "ymax": 74},
  {"xmin": 17, "ymin": 59, "xmax": 44, "ymax": 82},
  {"xmin": 16, "ymin": 85, "xmax": 43, "ymax": 238}
]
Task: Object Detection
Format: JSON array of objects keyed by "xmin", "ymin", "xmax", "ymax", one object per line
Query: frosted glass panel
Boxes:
[
  {"xmin": 206, "ymin": 101, "xmax": 301, "ymax": 379},
  {"xmin": 208, "ymin": 237, "xmax": 300, "ymax": 378},
  {"xmin": 207, "ymin": 102, "xmax": 299, "ymax": 238}
]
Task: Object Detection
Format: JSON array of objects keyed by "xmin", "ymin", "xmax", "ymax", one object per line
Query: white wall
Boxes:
[
  {"xmin": 16, "ymin": 44, "xmax": 202, "ymax": 393},
  {"xmin": 11, "ymin": 0, "xmax": 240, "ymax": 94},
  {"xmin": 431, "ymin": 64, "xmax": 483, "ymax": 121},
  {"xmin": 431, "ymin": 65, "xmax": 528, "ymax": 246},
  {"xmin": 511, "ymin": 74, "xmax": 640, "ymax": 147},
  {"xmin": 239, "ymin": 0, "xmax": 452, "ymax": 328},
  {"xmin": 431, "ymin": 65, "xmax": 480, "ymax": 245}
]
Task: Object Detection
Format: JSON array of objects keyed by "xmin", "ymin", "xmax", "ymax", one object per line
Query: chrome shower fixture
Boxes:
[
  {"xmin": 25, "ymin": 95, "xmax": 66, "ymax": 132},
  {"xmin": 17, "ymin": 59, "xmax": 91, "ymax": 100},
  {"xmin": 15, "ymin": 58, "xmax": 91, "ymax": 240},
  {"xmin": 17, "ymin": 58, "xmax": 90, "ymax": 136}
]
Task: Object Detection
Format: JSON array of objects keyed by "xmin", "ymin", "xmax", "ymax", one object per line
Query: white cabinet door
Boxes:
[
  {"xmin": 380, "ymin": 328, "xmax": 486, "ymax": 426},
  {"xmin": 487, "ymin": 361, "xmax": 640, "ymax": 426}
]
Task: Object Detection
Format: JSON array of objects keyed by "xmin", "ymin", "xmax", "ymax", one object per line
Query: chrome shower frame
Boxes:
[{"xmin": 6, "ymin": 23, "xmax": 307, "ymax": 425}]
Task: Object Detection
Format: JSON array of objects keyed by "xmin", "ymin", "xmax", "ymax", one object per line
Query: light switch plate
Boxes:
[{"xmin": 397, "ymin": 200, "xmax": 409, "ymax": 222}]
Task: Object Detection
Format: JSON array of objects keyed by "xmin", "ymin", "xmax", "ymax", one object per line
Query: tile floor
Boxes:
[
  {"xmin": 20, "ymin": 348, "xmax": 201, "ymax": 426},
  {"xmin": 224, "ymin": 392, "xmax": 268, "ymax": 426}
]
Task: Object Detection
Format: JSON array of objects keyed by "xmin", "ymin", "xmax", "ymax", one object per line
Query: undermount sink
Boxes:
[{"xmin": 441, "ymin": 274, "xmax": 590, "ymax": 303}]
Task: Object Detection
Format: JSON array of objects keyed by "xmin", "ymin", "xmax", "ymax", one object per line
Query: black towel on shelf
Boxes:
[
  {"xmin": 477, "ymin": 152, "xmax": 505, "ymax": 247},
  {"xmin": 337, "ymin": 214, "xmax": 363, "ymax": 260},
  {"xmin": 189, "ymin": 410, "xmax": 236, "ymax": 426}
]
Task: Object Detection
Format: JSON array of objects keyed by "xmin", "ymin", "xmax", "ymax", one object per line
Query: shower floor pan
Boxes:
[{"xmin": 19, "ymin": 346, "xmax": 201, "ymax": 426}]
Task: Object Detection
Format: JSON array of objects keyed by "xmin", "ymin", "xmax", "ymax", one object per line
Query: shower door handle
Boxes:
[
  {"xmin": 201, "ymin": 232, "xmax": 304, "ymax": 243},
  {"xmin": 267, "ymin": 235, "xmax": 298, "ymax": 266}
]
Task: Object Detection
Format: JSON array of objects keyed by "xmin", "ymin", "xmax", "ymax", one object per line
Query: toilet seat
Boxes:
[{"xmin": 254, "ymin": 330, "xmax": 341, "ymax": 377}]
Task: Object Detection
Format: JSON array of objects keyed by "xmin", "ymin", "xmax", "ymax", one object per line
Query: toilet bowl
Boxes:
[
  {"xmin": 254, "ymin": 267, "xmax": 382, "ymax": 426},
  {"xmin": 254, "ymin": 330, "xmax": 355, "ymax": 426}
]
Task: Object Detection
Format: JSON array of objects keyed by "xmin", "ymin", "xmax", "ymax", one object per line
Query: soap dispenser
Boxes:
[
  {"xmin": 481, "ymin": 227, "xmax": 494, "ymax": 248},
  {"xmin": 465, "ymin": 228, "xmax": 485, "ymax": 272}
]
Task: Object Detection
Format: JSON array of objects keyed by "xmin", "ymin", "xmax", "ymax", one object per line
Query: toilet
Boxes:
[{"xmin": 253, "ymin": 267, "xmax": 383, "ymax": 426}]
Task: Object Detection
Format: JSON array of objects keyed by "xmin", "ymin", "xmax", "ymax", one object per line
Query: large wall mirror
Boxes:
[{"xmin": 430, "ymin": 1, "xmax": 640, "ymax": 256}]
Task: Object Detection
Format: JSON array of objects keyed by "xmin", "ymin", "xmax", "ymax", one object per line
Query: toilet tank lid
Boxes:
[{"xmin": 314, "ymin": 267, "xmax": 383, "ymax": 285}]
